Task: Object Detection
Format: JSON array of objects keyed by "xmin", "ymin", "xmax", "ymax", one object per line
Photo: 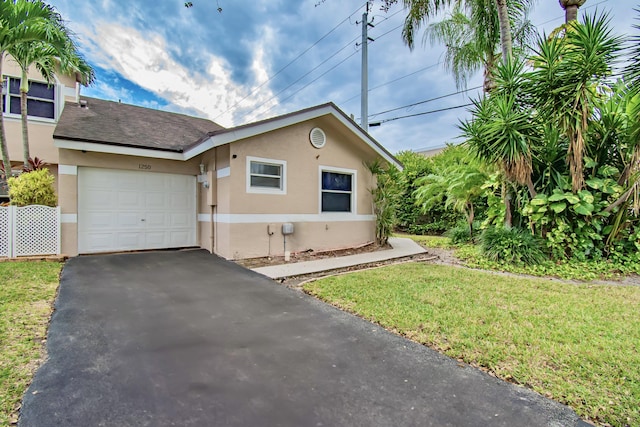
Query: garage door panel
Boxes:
[
  {"xmin": 78, "ymin": 168, "xmax": 196, "ymax": 254},
  {"xmin": 169, "ymin": 231, "xmax": 192, "ymax": 247},
  {"xmin": 145, "ymin": 212, "xmax": 168, "ymax": 227},
  {"xmin": 146, "ymin": 193, "xmax": 167, "ymax": 209},
  {"xmin": 117, "ymin": 191, "xmax": 143, "ymax": 209},
  {"xmin": 84, "ymin": 190, "xmax": 115, "ymax": 208},
  {"xmin": 144, "ymin": 232, "xmax": 166, "ymax": 248},
  {"xmin": 117, "ymin": 232, "xmax": 145, "ymax": 248},
  {"xmin": 84, "ymin": 212, "xmax": 115, "ymax": 228},
  {"xmin": 116, "ymin": 212, "xmax": 141, "ymax": 228}
]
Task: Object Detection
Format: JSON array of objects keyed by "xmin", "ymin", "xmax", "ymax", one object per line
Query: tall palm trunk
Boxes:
[
  {"xmin": 560, "ymin": 0, "xmax": 586, "ymax": 23},
  {"xmin": 20, "ymin": 69, "xmax": 30, "ymax": 170},
  {"xmin": 495, "ymin": 0, "xmax": 512, "ymax": 62},
  {"xmin": 0, "ymin": 54, "xmax": 12, "ymax": 177}
]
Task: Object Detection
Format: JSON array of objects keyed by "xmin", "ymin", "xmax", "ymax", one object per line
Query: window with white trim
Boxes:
[
  {"xmin": 321, "ymin": 169, "xmax": 354, "ymax": 212},
  {"xmin": 246, "ymin": 156, "xmax": 287, "ymax": 194},
  {"xmin": 2, "ymin": 76, "xmax": 55, "ymax": 119}
]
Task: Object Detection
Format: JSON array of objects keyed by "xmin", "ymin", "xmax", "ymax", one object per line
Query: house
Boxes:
[{"xmin": 3, "ymin": 58, "xmax": 402, "ymax": 259}]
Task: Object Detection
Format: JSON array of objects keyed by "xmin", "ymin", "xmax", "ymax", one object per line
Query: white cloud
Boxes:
[{"xmin": 73, "ymin": 21, "xmax": 278, "ymax": 127}]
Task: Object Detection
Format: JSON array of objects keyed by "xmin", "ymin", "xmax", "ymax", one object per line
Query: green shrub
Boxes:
[
  {"xmin": 480, "ymin": 226, "xmax": 547, "ymax": 265},
  {"xmin": 446, "ymin": 223, "xmax": 473, "ymax": 245},
  {"xmin": 7, "ymin": 169, "xmax": 57, "ymax": 207}
]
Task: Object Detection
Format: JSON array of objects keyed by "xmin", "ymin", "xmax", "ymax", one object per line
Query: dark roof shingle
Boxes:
[{"xmin": 53, "ymin": 97, "xmax": 224, "ymax": 152}]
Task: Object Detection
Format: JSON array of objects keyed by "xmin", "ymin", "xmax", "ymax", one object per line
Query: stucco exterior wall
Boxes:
[
  {"xmin": 215, "ymin": 117, "xmax": 379, "ymax": 259},
  {"xmin": 2, "ymin": 56, "xmax": 78, "ymax": 167}
]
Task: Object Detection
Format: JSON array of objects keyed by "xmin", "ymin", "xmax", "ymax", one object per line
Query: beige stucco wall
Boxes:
[
  {"xmin": 214, "ymin": 117, "xmax": 381, "ymax": 259},
  {"xmin": 2, "ymin": 56, "xmax": 78, "ymax": 167}
]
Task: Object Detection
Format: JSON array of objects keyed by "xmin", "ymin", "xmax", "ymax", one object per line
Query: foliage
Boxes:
[
  {"xmin": 424, "ymin": 0, "xmax": 534, "ymax": 92},
  {"xmin": 626, "ymin": 7, "xmax": 640, "ymax": 85},
  {"xmin": 479, "ymin": 226, "xmax": 547, "ymax": 265},
  {"xmin": 0, "ymin": 261, "xmax": 61, "ymax": 425},
  {"xmin": 305, "ymin": 263, "xmax": 640, "ymax": 427},
  {"xmin": 0, "ymin": 0, "xmax": 89, "ymax": 177},
  {"xmin": 367, "ymin": 160, "xmax": 399, "ymax": 245},
  {"xmin": 414, "ymin": 145, "xmax": 488, "ymax": 238},
  {"xmin": 445, "ymin": 221, "xmax": 474, "ymax": 244},
  {"xmin": 460, "ymin": 12, "xmax": 640, "ymax": 263},
  {"xmin": 7, "ymin": 168, "xmax": 57, "ymax": 207}
]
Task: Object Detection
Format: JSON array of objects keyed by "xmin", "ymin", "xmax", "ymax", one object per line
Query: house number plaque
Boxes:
[{"xmin": 138, "ymin": 164, "xmax": 152, "ymax": 170}]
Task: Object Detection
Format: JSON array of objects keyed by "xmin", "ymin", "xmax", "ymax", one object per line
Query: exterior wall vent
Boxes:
[{"xmin": 309, "ymin": 127, "xmax": 326, "ymax": 149}]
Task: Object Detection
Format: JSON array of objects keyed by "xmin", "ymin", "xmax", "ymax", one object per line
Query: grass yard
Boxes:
[
  {"xmin": 304, "ymin": 263, "xmax": 640, "ymax": 427},
  {"xmin": 0, "ymin": 261, "xmax": 61, "ymax": 426}
]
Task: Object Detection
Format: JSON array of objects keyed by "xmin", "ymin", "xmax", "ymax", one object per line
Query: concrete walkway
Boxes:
[{"xmin": 252, "ymin": 237, "xmax": 427, "ymax": 279}]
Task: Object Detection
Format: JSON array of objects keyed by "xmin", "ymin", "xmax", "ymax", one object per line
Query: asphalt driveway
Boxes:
[{"xmin": 20, "ymin": 250, "xmax": 588, "ymax": 426}]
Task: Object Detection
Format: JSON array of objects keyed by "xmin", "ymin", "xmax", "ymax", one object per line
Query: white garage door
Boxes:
[{"xmin": 78, "ymin": 168, "xmax": 196, "ymax": 254}]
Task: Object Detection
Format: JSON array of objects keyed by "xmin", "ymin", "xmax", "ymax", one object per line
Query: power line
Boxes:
[
  {"xmin": 249, "ymin": 49, "xmax": 361, "ymax": 120},
  {"xmin": 213, "ymin": 2, "xmax": 366, "ymax": 121},
  {"xmin": 368, "ymin": 86, "xmax": 482, "ymax": 118},
  {"xmin": 235, "ymin": 34, "xmax": 361, "ymax": 122},
  {"xmin": 370, "ymin": 103, "xmax": 473, "ymax": 125},
  {"xmin": 249, "ymin": 20, "xmax": 407, "ymax": 120}
]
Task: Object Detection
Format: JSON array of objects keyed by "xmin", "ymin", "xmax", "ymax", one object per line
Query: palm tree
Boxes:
[
  {"xmin": 399, "ymin": 0, "xmax": 521, "ymax": 63},
  {"xmin": 9, "ymin": 36, "xmax": 94, "ymax": 169},
  {"xmin": 424, "ymin": 0, "xmax": 534, "ymax": 92},
  {"xmin": 559, "ymin": 0, "xmax": 586, "ymax": 23},
  {"xmin": 527, "ymin": 12, "xmax": 622, "ymax": 192},
  {"xmin": 0, "ymin": 0, "xmax": 71, "ymax": 177}
]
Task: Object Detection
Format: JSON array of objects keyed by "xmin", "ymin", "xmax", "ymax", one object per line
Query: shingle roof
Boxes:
[{"xmin": 53, "ymin": 97, "xmax": 224, "ymax": 152}]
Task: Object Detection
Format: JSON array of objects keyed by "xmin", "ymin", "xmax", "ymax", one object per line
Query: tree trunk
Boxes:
[
  {"xmin": 564, "ymin": 4, "xmax": 578, "ymax": 22},
  {"xmin": 20, "ymin": 69, "xmax": 30, "ymax": 170},
  {"xmin": 503, "ymin": 183, "xmax": 512, "ymax": 227},
  {"xmin": 495, "ymin": 0, "xmax": 512, "ymax": 63},
  {"xmin": 0, "ymin": 54, "xmax": 12, "ymax": 179},
  {"xmin": 467, "ymin": 201, "xmax": 475, "ymax": 239}
]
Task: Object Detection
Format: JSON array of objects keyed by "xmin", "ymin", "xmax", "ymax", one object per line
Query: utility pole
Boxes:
[{"xmin": 360, "ymin": 10, "xmax": 374, "ymax": 132}]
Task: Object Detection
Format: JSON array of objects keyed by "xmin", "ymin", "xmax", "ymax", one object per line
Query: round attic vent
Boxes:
[{"xmin": 309, "ymin": 127, "xmax": 326, "ymax": 149}]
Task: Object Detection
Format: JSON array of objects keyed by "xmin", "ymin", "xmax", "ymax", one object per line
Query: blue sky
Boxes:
[{"xmin": 47, "ymin": 0, "xmax": 636, "ymax": 154}]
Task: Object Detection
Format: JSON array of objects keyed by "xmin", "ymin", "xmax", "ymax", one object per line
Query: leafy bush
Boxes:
[
  {"xmin": 7, "ymin": 169, "xmax": 57, "ymax": 207},
  {"xmin": 480, "ymin": 226, "xmax": 547, "ymax": 265},
  {"xmin": 446, "ymin": 223, "xmax": 473, "ymax": 245}
]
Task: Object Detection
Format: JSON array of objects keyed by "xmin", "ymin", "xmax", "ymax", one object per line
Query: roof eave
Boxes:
[{"xmin": 184, "ymin": 103, "xmax": 403, "ymax": 170}]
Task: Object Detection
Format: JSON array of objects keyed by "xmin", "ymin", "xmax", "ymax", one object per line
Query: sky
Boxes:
[{"xmin": 46, "ymin": 0, "xmax": 637, "ymax": 154}]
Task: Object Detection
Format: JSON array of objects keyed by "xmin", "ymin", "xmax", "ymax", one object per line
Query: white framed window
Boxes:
[
  {"xmin": 2, "ymin": 76, "xmax": 56, "ymax": 120},
  {"xmin": 319, "ymin": 166, "xmax": 356, "ymax": 213},
  {"xmin": 246, "ymin": 156, "xmax": 287, "ymax": 195}
]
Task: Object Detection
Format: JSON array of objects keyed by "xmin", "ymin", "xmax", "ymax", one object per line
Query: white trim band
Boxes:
[
  {"xmin": 216, "ymin": 167, "xmax": 230, "ymax": 178},
  {"xmin": 61, "ymin": 214, "xmax": 77, "ymax": 223},
  {"xmin": 199, "ymin": 213, "xmax": 373, "ymax": 223},
  {"xmin": 58, "ymin": 165, "xmax": 78, "ymax": 175}
]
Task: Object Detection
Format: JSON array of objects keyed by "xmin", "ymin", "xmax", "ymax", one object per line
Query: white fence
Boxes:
[{"xmin": 0, "ymin": 205, "xmax": 60, "ymax": 258}]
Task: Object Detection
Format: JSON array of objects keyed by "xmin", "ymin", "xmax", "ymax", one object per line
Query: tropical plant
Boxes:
[
  {"xmin": 396, "ymin": 0, "xmax": 522, "ymax": 65},
  {"xmin": 7, "ymin": 168, "xmax": 56, "ymax": 207},
  {"xmin": 0, "ymin": 0, "xmax": 71, "ymax": 177},
  {"xmin": 625, "ymin": 7, "xmax": 640, "ymax": 88},
  {"xmin": 9, "ymin": 36, "xmax": 94, "ymax": 169},
  {"xmin": 414, "ymin": 147, "xmax": 488, "ymax": 238},
  {"xmin": 479, "ymin": 226, "xmax": 547, "ymax": 265},
  {"xmin": 366, "ymin": 160, "xmax": 399, "ymax": 245},
  {"xmin": 424, "ymin": 0, "xmax": 534, "ymax": 92}
]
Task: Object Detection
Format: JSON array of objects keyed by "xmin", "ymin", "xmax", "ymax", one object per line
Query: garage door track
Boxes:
[{"xmin": 19, "ymin": 250, "xmax": 588, "ymax": 426}]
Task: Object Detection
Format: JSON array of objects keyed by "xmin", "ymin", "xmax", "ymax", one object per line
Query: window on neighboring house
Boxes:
[
  {"xmin": 246, "ymin": 156, "xmax": 286, "ymax": 194},
  {"xmin": 321, "ymin": 169, "xmax": 354, "ymax": 213},
  {"xmin": 2, "ymin": 77, "xmax": 55, "ymax": 119}
]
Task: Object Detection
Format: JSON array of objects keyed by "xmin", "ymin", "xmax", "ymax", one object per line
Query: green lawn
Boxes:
[
  {"xmin": 304, "ymin": 263, "xmax": 640, "ymax": 427},
  {"xmin": 0, "ymin": 261, "xmax": 61, "ymax": 426}
]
